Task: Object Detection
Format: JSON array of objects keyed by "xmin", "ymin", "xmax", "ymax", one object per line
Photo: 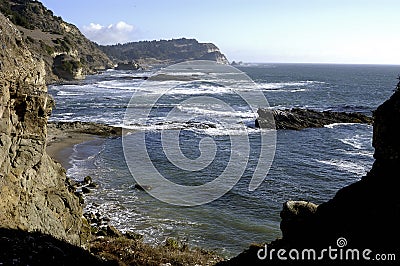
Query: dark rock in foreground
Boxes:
[
  {"xmin": 256, "ymin": 108, "xmax": 373, "ymax": 130},
  {"xmin": 0, "ymin": 228, "xmax": 108, "ymax": 266},
  {"xmin": 220, "ymin": 85, "xmax": 400, "ymax": 265}
]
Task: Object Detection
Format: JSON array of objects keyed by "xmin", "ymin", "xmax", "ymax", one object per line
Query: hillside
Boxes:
[
  {"xmin": 100, "ymin": 38, "xmax": 230, "ymax": 66},
  {"xmin": 0, "ymin": 0, "xmax": 113, "ymax": 82}
]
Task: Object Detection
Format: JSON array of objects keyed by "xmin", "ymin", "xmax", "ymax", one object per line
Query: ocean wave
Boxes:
[
  {"xmin": 120, "ymin": 120, "xmax": 264, "ymax": 136},
  {"xmin": 57, "ymin": 90, "xmax": 85, "ymax": 96},
  {"xmin": 324, "ymin": 123, "xmax": 364, "ymax": 129},
  {"xmin": 339, "ymin": 149, "xmax": 374, "ymax": 158},
  {"xmin": 290, "ymin": 88, "xmax": 308, "ymax": 93},
  {"xmin": 176, "ymin": 105, "xmax": 256, "ymax": 119},
  {"xmin": 195, "ymin": 126, "xmax": 262, "ymax": 136},
  {"xmin": 95, "ymin": 80, "xmax": 142, "ymax": 91},
  {"xmin": 315, "ymin": 159, "xmax": 368, "ymax": 176},
  {"xmin": 259, "ymin": 80, "xmax": 326, "ymax": 91},
  {"xmin": 339, "ymin": 135, "xmax": 365, "ymax": 150}
]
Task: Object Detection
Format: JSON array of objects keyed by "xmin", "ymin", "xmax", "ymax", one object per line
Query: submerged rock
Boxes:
[
  {"xmin": 82, "ymin": 187, "xmax": 92, "ymax": 194},
  {"xmin": 134, "ymin": 183, "xmax": 152, "ymax": 191},
  {"xmin": 83, "ymin": 175, "xmax": 93, "ymax": 185}
]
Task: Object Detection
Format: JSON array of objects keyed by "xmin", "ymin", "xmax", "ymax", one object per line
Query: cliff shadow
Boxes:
[{"xmin": 0, "ymin": 228, "xmax": 114, "ymax": 266}]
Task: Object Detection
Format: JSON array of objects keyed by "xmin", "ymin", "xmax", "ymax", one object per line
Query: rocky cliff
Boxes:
[
  {"xmin": 0, "ymin": 12, "xmax": 87, "ymax": 246},
  {"xmin": 0, "ymin": 0, "xmax": 113, "ymax": 82},
  {"xmin": 100, "ymin": 38, "xmax": 229, "ymax": 66},
  {"xmin": 221, "ymin": 83, "xmax": 400, "ymax": 264}
]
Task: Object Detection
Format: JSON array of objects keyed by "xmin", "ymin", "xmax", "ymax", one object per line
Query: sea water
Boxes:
[{"xmin": 48, "ymin": 63, "xmax": 399, "ymax": 256}]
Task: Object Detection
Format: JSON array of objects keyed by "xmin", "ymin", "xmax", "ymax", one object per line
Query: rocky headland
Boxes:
[
  {"xmin": 100, "ymin": 38, "xmax": 230, "ymax": 67},
  {"xmin": 0, "ymin": 1, "xmax": 230, "ymax": 81},
  {"xmin": 0, "ymin": 0, "xmax": 113, "ymax": 82},
  {"xmin": 256, "ymin": 108, "xmax": 373, "ymax": 130}
]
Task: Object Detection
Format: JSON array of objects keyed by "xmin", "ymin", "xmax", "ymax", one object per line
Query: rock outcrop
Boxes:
[
  {"xmin": 256, "ymin": 108, "xmax": 373, "ymax": 130},
  {"xmin": 48, "ymin": 121, "xmax": 123, "ymax": 136},
  {"xmin": 0, "ymin": 0, "xmax": 113, "ymax": 82},
  {"xmin": 221, "ymin": 84, "xmax": 400, "ymax": 264},
  {"xmin": 100, "ymin": 38, "xmax": 229, "ymax": 66},
  {"xmin": 0, "ymin": 13, "xmax": 87, "ymax": 246}
]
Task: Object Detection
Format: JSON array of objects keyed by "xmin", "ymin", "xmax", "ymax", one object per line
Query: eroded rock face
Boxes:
[
  {"xmin": 0, "ymin": 13, "xmax": 86, "ymax": 246},
  {"xmin": 0, "ymin": 0, "xmax": 113, "ymax": 83}
]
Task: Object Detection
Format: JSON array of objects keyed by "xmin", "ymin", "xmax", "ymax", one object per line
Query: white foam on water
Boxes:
[
  {"xmin": 315, "ymin": 159, "xmax": 368, "ymax": 176},
  {"xmin": 340, "ymin": 149, "xmax": 374, "ymax": 158},
  {"xmin": 197, "ymin": 126, "xmax": 262, "ymax": 136},
  {"xmin": 340, "ymin": 135, "xmax": 364, "ymax": 150},
  {"xmin": 57, "ymin": 90, "xmax": 85, "ymax": 96},
  {"xmin": 177, "ymin": 105, "xmax": 256, "ymax": 119},
  {"xmin": 95, "ymin": 80, "xmax": 143, "ymax": 91},
  {"xmin": 324, "ymin": 123, "xmax": 361, "ymax": 129},
  {"xmin": 258, "ymin": 80, "xmax": 326, "ymax": 91},
  {"xmin": 290, "ymin": 88, "xmax": 308, "ymax": 93}
]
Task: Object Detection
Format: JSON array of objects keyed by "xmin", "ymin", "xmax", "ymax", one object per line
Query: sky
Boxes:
[{"xmin": 40, "ymin": 0, "xmax": 400, "ymax": 64}]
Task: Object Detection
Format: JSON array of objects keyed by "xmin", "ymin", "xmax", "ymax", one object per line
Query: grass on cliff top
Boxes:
[{"xmin": 90, "ymin": 236, "xmax": 223, "ymax": 266}]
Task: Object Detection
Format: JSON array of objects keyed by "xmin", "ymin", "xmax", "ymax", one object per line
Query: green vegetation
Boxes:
[
  {"xmin": 0, "ymin": 0, "xmax": 34, "ymax": 29},
  {"xmin": 100, "ymin": 38, "xmax": 216, "ymax": 62},
  {"xmin": 52, "ymin": 38, "xmax": 71, "ymax": 52},
  {"xmin": 40, "ymin": 40, "xmax": 54, "ymax": 55},
  {"xmin": 61, "ymin": 59, "xmax": 81, "ymax": 74},
  {"xmin": 90, "ymin": 236, "xmax": 222, "ymax": 266}
]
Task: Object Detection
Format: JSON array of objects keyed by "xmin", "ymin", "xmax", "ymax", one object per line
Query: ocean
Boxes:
[{"xmin": 48, "ymin": 63, "xmax": 399, "ymax": 257}]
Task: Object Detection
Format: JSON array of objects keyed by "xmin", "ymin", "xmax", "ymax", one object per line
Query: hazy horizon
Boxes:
[{"xmin": 40, "ymin": 0, "xmax": 400, "ymax": 65}]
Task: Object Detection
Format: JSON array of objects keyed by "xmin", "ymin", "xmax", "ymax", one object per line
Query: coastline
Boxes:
[
  {"xmin": 46, "ymin": 130, "xmax": 96, "ymax": 169},
  {"xmin": 46, "ymin": 121, "xmax": 124, "ymax": 169},
  {"xmin": 44, "ymin": 122, "xmax": 225, "ymax": 265}
]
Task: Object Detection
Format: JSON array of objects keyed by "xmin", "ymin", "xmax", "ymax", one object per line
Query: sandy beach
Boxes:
[
  {"xmin": 46, "ymin": 122, "xmax": 122, "ymax": 169},
  {"xmin": 47, "ymin": 129, "xmax": 96, "ymax": 169}
]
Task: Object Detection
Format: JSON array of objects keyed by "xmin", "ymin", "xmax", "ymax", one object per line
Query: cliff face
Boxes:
[
  {"xmin": 306, "ymin": 87, "xmax": 400, "ymax": 250},
  {"xmin": 100, "ymin": 38, "xmax": 230, "ymax": 66},
  {"xmin": 221, "ymin": 84, "xmax": 400, "ymax": 264},
  {"xmin": 0, "ymin": 13, "xmax": 86, "ymax": 246},
  {"xmin": 0, "ymin": 0, "xmax": 113, "ymax": 82}
]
